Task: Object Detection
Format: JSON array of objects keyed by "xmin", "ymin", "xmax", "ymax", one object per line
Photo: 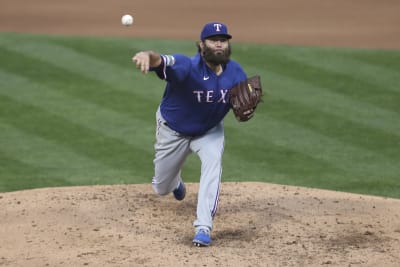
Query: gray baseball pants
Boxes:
[{"xmin": 152, "ymin": 108, "xmax": 224, "ymax": 231}]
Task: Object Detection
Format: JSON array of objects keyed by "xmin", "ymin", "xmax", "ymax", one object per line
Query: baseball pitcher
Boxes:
[{"xmin": 132, "ymin": 22, "xmax": 262, "ymax": 247}]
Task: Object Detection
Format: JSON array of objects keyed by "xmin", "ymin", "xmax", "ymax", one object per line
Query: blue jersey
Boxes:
[{"xmin": 151, "ymin": 53, "xmax": 247, "ymax": 136}]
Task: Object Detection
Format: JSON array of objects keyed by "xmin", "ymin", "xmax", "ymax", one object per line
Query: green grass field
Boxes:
[{"xmin": 1, "ymin": 32, "xmax": 399, "ymax": 198}]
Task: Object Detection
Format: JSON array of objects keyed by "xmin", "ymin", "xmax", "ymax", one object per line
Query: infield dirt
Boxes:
[{"xmin": 1, "ymin": 0, "xmax": 400, "ymax": 266}]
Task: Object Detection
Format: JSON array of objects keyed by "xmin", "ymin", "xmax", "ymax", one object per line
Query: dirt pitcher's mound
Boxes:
[{"xmin": 1, "ymin": 182, "xmax": 399, "ymax": 266}]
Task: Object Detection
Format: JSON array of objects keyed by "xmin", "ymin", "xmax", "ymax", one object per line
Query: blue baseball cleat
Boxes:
[
  {"xmin": 193, "ymin": 229, "xmax": 211, "ymax": 247},
  {"xmin": 173, "ymin": 181, "xmax": 186, "ymax": 201}
]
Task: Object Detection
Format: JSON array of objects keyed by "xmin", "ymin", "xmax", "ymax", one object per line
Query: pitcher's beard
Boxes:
[{"xmin": 202, "ymin": 44, "xmax": 231, "ymax": 66}]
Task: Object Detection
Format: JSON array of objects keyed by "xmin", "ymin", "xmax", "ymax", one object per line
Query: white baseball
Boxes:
[{"xmin": 121, "ymin": 14, "xmax": 134, "ymax": 26}]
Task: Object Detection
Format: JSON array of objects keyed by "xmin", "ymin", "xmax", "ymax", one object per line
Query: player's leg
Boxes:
[
  {"xmin": 190, "ymin": 122, "xmax": 225, "ymax": 234},
  {"xmin": 152, "ymin": 109, "xmax": 191, "ymax": 195}
]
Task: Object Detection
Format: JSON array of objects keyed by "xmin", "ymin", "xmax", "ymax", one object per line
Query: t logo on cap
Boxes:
[
  {"xmin": 214, "ymin": 23, "xmax": 222, "ymax": 32},
  {"xmin": 200, "ymin": 22, "xmax": 232, "ymax": 41}
]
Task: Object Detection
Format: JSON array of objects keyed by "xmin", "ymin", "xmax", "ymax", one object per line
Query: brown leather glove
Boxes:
[{"xmin": 229, "ymin": 75, "xmax": 263, "ymax": 122}]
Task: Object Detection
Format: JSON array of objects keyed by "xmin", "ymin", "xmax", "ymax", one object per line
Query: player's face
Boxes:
[{"xmin": 202, "ymin": 37, "xmax": 231, "ymax": 66}]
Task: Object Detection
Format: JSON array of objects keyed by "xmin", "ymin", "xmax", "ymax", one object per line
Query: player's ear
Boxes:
[{"xmin": 196, "ymin": 41, "xmax": 204, "ymax": 53}]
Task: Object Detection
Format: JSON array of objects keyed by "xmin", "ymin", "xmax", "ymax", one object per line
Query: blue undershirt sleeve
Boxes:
[{"xmin": 150, "ymin": 54, "xmax": 191, "ymax": 82}]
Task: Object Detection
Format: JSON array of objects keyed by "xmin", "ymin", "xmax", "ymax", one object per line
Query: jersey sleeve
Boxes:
[{"xmin": 150, "ymin": 54, "xmax": 191, "ymax": 83}]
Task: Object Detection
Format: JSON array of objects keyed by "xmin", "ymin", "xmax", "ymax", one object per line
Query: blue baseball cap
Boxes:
[{"xmin": 200, "ymin": 22, "xmax": 232, "ymax": 40}]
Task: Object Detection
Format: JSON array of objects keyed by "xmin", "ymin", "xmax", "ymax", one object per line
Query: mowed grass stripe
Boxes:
[
  {"xmin": 224, "ymin": 118, "xmax": 400, "ymax": 198},
  {"xmin": 242, "ymin": 45, "xmax": 400, "ymax": 114},
  {"xmin": 0, "ymin": 94, "xmax": 152, "ymax": 176},
  {"xmin": 0, "ymin": 123, "xmax": 118, "ymax": 190},
  {"xmin": 260, "ymin": 70, "xmax": 400, "ymax": 136},
  {"xmin": 266, "ymin": 98, "xmax": 400, "ymax": 159},
  {"xmin": 0, "ymin": 122, "xmax": 112, "ymax": 173},
  {"xmin": 278, "ymin": 46, "xmax": 400, "ymax": 94},
  {"xmin": 0, "ymin": 39, "xmax": 162, "ymax": 100},
  {"xmin": 340, "ymin": 47, "xmax": 400, "ymax": 72},
  {"xmin": 0, "ymin": 47, "xmax": 159, "ymax": 123},
  {"xmin": 47, "ymin": 34, "xmax": 196, "ymax": 67},
  {"xmin": 0, "ymin": 70, "xmax": 155, "ymax": 151},
  {"xmin": 225, "ymin": 112, "xmax": 400, "ymax": 178},
  {"xmin": 221, "ymin": 136, "xmax": 400, "ymax": 198},
  {"xmin": 0, "ymin": 152, "xmax": 76, "ymax": 192},
  {"xmin": 223, "ymin": 124, "xmax": 346, "ymax": 180}
]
